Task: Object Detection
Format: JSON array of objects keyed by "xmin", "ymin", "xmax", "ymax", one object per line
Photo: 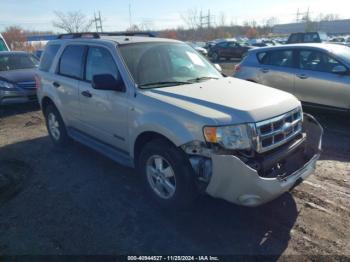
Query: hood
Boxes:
[
  {"xmin": 0, "ymin": 69, "xmax": 37, "ymax": 83},
  {"xmin": 142, "ymin": 77, "xmax": 300, "ymax": 125}
]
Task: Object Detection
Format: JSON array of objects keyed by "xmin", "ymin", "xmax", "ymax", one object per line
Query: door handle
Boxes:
[
  {"xmin": 53, "ymin": 82, "xmax": 60, "ymax": 88},
  {"xmin": 260, "ymin": 68, "xmax": 269, "ymax": 73},
  {"xmin": 296, "ymin": 73, "xmax": 309, "ymax": 79},
  {"xmin": 81, "ymin": 90, "xmax": 92, "ymax": 98}
]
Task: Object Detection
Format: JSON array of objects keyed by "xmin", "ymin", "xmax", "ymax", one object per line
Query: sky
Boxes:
[{"xmin": 0, "ymin": 0, "xmax": 349, "ymax": 32}]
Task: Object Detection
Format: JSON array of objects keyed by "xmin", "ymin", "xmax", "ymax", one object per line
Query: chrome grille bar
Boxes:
[{"xmin": 254, "ymin": 107, "xmax": 303, "ymax": 153}]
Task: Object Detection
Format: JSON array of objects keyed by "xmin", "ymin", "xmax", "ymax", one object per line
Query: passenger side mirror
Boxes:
[
  {"xmin": 214, "ymin": 63, "xmax": 222, "ymax": 72},
  {"xmin": 92, "ymin": 74, "xmax": 125, "ymax": 92},
  {"xmin": 332, "ymin": 65, "xmax": 347, "ymax": 75}
]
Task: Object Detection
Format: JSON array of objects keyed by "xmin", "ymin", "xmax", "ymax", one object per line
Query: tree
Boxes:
[
  {"xmin": 181, "ymin": 8, "xmax": 200, "ymax": 29},
  {"xmin": 52, "ymin": 11, "xmax": 93, "ymax": 33},
  {"xmin": 159, "ymin": 30, "xmax": 177, "ymax": 39},
  {"xmin": 2, "ymin": 26, "xmax": 26, "ymax": 50},
  {"xmin": 245, "ymin": 27, "xmax": 259, "ymax": 39}
]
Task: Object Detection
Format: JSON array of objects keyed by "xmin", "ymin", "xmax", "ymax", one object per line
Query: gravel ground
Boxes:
[{"xmin": 0, "ymin": 101, "xmax": 349, "ymax": 258}]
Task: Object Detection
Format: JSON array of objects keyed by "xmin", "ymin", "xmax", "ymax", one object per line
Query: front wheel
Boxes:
[{"xmin": 138, "ymin": 139, "xmax": 197, "ymax": 209}]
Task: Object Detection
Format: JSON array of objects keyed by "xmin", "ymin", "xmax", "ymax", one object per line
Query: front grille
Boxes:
[
  {"xmin": 254, "ymin": 108, "xmax": 303, "ymax": 153},
  {"xmin": 17, "ymin": 81, "xmax": 36, "ymax": 90}
]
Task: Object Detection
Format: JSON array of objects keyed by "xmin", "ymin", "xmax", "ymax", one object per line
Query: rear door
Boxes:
[
  {"xmin": 294, "ymin": 49, "xmax": 350, "ymax": 109},
  {"xmin": 256, "ymin": 49, "xmax": 298, "ymax": 94},
  {"xmin": 52, "ymin": 44, "xmax": 85, "ymax": 126},
  {"xmin": 78, "ymin": 45, "xmax": 129, "ymax": 151}
]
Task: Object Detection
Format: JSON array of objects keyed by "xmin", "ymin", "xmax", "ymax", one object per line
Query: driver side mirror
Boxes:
[
  {"xmin": 214, "ymin": 63, "xmax": 222, "ymax": 72},
  {"xmin": 92, "ymin": 74, "xmax": 125, "ymax": 92},
  {"xmin": 332, "ymin": 65, "xmax": 348, "ymax": 75}
]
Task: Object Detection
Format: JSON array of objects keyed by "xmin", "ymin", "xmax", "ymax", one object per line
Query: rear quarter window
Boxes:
[
  {"xmin": 39, "ymin": 44, "xmax": 61, "ymax": 72},
  {"xmin": 257, "ymin": 52, "xmax": 268, "ymax": 64}
]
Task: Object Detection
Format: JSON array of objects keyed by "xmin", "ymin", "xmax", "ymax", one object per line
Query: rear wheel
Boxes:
[
  {"xmin": 44, "ymin": 104, "xmax": 69, "ymax": 147},
  {"xmin": 138, "ymin": 139, "xmax": 197, "ymax": 209}
]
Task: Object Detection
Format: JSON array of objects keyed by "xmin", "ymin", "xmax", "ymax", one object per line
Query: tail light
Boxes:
[
  {"xmin": 34, "ymin": 74, "xmax": 41, "ymax": 89},
  {"xmin": 234, "ymin": 64, "xmax": 241, "ymax": 72}
]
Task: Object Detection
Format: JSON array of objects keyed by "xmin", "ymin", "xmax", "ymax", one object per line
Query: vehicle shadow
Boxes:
[
  {"xmin": 0, "ymin": 103, "xmax": 40, "ymax": 119},
  {"xmin": 0, "ymin": 136, "xmax": 298, "ymax": 256},
  {"xmin": 303, "ymin": 107, "xmax": 350, "ymax": 162}
]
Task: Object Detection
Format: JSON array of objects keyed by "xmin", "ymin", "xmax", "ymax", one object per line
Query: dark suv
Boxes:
[
  {"xmin": 286, "ymin": 32, "xmax": 329, "ymax": 44},
  {"xmin": 208, "ymin": 41, "xmax": 252, "ymax": 61}
]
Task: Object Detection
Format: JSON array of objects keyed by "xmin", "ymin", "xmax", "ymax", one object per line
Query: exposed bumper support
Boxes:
[{"xmin": 205, "ymin": 114, "xmax": 323, "ymax": 207}]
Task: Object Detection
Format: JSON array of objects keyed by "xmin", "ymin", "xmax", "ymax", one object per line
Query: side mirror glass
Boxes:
[
  {"xmin": 214, "ymin": 63, "xmax": 222, "ymax": 72},
  {"xmin": 92, "ymin": 74, "xmax": 125, "ymax": 91},
  {"xmin": 332, "ymin": 65, "xmax": 347, "ymax": 74}
]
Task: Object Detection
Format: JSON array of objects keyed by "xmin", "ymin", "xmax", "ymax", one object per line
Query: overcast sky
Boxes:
[{"xmin": 0, "ymin": 0, "xmax": 349, "ymax": 32}]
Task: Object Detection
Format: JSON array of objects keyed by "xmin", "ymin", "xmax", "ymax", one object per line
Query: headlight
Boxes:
[
  {"xmin": 203, "ymin": 124, "xmax": 252, "ymax": 150},
  {"xmin": 0, "ymin": 80, "xmax": 15, "ymax": 89}
]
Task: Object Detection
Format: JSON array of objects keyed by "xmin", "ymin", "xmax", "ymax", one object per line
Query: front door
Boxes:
[
  {"xmin": 294, "ymin": 49, "xmax": 350, "ymax": 109},
  {"xmin": 78, "ymin": 46, "xmax": 129, "ymax": 152}
]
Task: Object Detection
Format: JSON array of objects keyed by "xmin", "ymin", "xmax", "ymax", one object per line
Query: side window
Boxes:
[
  {"xmin": 266, "ymin": 50, "xmax": 294, "ymax": 67},
  {"xmin": 298, "ymin": 50, "xmax": 343, "ymax": 73},
  {"xmin": 217, "ymin": 42, "xmax": 228, "ymax": 48},
  {"xmin": 288, "ymin": 34, "xmax": 301, "ymax": 43},
  {"xmin": 304, "ymin": 33, "xmax": 319, "ymax": 43},
  {"xmin": 58, "ymin": 45, "xmax": 85, "ymax": 79},
  {"xmin": 39, "ymin": 44, "xmax": 60, "ymax": 72},
  {"xmin": 85, "ymin": 47, "xmax": 120, "ymax": 82},
  {"xmin": 257, "ymin": 52, "xmax": 268, "ymax": 64}
]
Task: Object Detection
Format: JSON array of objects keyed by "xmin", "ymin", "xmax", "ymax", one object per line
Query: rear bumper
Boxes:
[
  {"xmin": 0, "ymin": 89, "xmax": 37, "ymax": 105},
  {"xmin": 205, "ymin": 114, "xmax": 323, "ymax": 207}
]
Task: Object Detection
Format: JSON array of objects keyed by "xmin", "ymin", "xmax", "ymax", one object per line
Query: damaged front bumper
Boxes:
[{"xmin": 205, "ymin": 114, "xmax": 323, "ymax": 207}]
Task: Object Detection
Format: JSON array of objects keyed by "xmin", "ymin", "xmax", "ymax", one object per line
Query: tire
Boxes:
[
  {"xmin": 138, "ymin": 138, "xmax": 197, "ymax": 209},
  {"xmin": 211, "ymin": 51, "xmax": 219, "ymax": 61},
  {"xmin": 44, "ymin": 104, "xmax": 69, "ymax": 147}
]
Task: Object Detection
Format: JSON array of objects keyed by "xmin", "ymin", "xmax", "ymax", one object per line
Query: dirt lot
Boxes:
[{"xmin": 0, "ymin": 100, "xmax": 349, "ymax": 257}]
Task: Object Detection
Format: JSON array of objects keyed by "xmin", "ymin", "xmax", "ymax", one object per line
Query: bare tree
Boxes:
[
  {"xmin": 52, "ymin": 11, "xmax": 93, "ymax": 33},
  {"xmin": 181, "ymin": 9, "xmax": 200, "ymax": 29},
  {"xmin": 2, "ymin": 26, "xmax": 26, "ymax": 50},
  {"xmin": 218, "ymin": 12, "xmax": 227, "ymax": 27}
]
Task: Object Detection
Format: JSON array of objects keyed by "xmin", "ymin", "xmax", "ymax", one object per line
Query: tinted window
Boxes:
[
  {"xmin": 0, "ymin": 53, "xmax": 38, "ymax": 71},
  {"xmin": 266, "ymin": 50, "xmax": 294, "ymax": 67},
  {"xmin": 304, "ymin": 33, "xmax": 320, "ymax": 43},
  {"xmin": 85, "ymin": 47, "xmax": 119, "ymax": 82},
  {"xmin": 298, "ymin": 50, "xmax": 343, "ymax": 73},
  {"xmin": 288, "ymin": 34, "xmax": 301, "ymax": 43},
  {"xmin": 59, "ymin": 45, "xmax": 85, "ymax": 79},
  {"xmin": 39, "ymin": 44, "xmax": 60, "ymax": 72},
  {"xmin": 257, "ymin": 52, "xmax": 268, "ymax": 63},
  {"xmin": 217, "ymin": 42, "xmax": 228, "ymax": 48},
  {"xmin": 0, "ymin": 39, "xmax": 8, "ymax": 51}
]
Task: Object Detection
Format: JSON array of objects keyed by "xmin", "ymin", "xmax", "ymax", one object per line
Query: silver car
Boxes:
[{"xmin": 234, "ymin": 44, "xmax": 350, "ymax": 112}]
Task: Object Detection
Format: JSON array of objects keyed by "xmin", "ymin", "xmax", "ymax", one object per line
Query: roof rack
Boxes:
[{"xmin": 56, "ymin": 31, "xmax": 156, "ymax": 39}]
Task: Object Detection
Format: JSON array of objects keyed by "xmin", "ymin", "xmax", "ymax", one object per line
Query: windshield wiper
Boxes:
[
  {"xmin": 187, "ymin": 76, "xmax": 219, "ymax": 83},
  {"xmin": 139, "ymin": 81, "xmax": 191, "ymax": 88}
]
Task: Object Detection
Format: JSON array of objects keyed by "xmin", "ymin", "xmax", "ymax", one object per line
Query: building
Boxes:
[{"xmin": 273, "ymin": 19, "xmax": 350, "ymax": 35}]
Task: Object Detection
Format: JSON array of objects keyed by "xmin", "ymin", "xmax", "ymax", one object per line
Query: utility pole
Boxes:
[
  {"xmin": 199, "ymin": 9, "xmax": 212, "ymax": 28},
  {"xmin": 93, "ymin": 11, "xmax": 103, "ymax": 32}
]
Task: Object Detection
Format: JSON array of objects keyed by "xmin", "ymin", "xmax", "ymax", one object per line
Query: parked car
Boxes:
[
  {"xmin": 0, "ymin": 34, "xmax": 10, "ymax": 51},
  {"xmin": 186, "ymin": 42, "xmax": 208, "ymax": 56},
  {"xmin": 36, "ymin": 32, "xmax": 322, "ymax": 208},
  {"xmin": 208, "ymin": 41, "xmax": 253, "ymax": 61},
  {"xmin": 234, "ymin": 43, "xmax": 350, "ymax": 112},
  {"xmin": 286, "ymin": 31, "xmax": 329, "ymax": 44},
  {"xmin": 0, "ymin": 51, "xmax": 39, "ymax": 105}
]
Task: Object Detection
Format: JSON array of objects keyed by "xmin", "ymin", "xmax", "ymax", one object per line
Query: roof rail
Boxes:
[
  {"xmin": 56, "ymin": 31, "xmax": 156, "ymax": 39},
  {"xmin": 56, "ymin": 32, "xmax": 100, "ymax": 39},
  {"xmin": 100, "ymin": 32, "xmax": 156, "ymax": 37}
]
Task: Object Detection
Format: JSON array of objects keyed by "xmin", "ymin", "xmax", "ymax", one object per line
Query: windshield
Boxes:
[
  {"xmin": 0, "ymin": 53, "xmax": 38, "ymax": 71},
  {"xmin": 118, "ymin": 42, "xmax": 222, "ymax": 88},
  {"xmin": 0, "ymin": 39, "xmax": 8, "ymax": 51},
  {"xmin": 330, "ymin": 45, "xmax": 350, "ymax": 62}
]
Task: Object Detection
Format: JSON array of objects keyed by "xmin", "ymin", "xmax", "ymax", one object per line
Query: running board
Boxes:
[{"xmin": 67, "ymin": 127, "xmax": 134, "ymax": 168}]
